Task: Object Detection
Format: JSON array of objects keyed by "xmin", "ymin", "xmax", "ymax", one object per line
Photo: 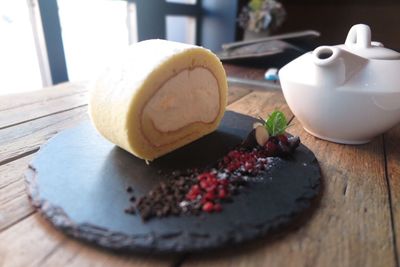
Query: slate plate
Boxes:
[{"xmin": 26, "ymin": 111, "xmax": 321, "ymax": 253}]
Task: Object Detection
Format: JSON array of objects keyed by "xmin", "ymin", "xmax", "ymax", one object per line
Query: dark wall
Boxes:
[{"xmin": 275, "ymin": 1, "xmax": 400, "ymax": 49}]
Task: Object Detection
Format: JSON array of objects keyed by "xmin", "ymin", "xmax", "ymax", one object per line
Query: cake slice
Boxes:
[{"xmin": 89, "ymin": 39, "xmax": 228, "ymax": 161}]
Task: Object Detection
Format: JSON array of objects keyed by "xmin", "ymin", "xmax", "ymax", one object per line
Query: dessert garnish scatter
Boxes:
[{"xmin": 125, "ymin": 111, "xmax": 300, "ymax": 221}]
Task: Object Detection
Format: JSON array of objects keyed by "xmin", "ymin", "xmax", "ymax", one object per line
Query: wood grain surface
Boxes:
[
  {"xmin": 0, "ymin": 82, "xmax": 88, "ymax": 129},
  {"xmin": 0, "ymin": 155, "xmax": 35, "ymax": 232},
  {"xmin": 0, "ymin": 64, "xmax": 399, "ymax": 267},
  {"xmin": 385, "ymin": 124, "xmax": 400, "ymax": 264}
]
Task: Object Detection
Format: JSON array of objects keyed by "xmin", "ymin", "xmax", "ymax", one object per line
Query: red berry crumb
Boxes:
[
  {"xmin": 202, "ymin": 201, "xmax": 214, "ymax": 212},
  {"xmin": 214, "ymin": 203, "xmax": 222, "ymax": 212}
]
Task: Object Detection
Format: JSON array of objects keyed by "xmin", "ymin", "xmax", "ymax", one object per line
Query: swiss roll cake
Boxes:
[{"xmin": 89, "ymin": 39, "xmax": 228, "ymax": 161}]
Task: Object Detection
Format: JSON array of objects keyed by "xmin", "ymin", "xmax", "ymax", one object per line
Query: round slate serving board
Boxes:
[{"xmin": 26, "ymin": 111, "xmax": 321, "ymax": 253}]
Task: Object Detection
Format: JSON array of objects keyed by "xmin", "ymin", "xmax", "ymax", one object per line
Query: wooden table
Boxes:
[{"xmin": 1, "ymin": 64, "xmax": 400, "ymax": 267}]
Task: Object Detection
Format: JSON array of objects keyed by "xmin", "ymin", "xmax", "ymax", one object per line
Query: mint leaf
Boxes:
[{"xmin": 264, "ymin": 111, "xmax": 288, "ymax": 136}]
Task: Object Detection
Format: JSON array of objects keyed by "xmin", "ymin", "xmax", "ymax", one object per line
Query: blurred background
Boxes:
[{"xmin": 1, "ymin": 0, "xmax": 400, "ymax": 95}]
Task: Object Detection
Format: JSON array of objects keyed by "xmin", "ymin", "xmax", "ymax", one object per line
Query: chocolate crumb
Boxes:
[
  {"xmin": 126, "ymin": 186, "xmax": 133, "ymax": 193},
  {"xmin": 124, "ymin": 206, "xmax": 136, "ymax": 214}
]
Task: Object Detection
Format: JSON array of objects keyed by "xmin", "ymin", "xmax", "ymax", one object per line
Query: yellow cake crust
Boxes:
[{"xmin": 89, "ymin": 39, "xmax": 227, "ymax": 160}]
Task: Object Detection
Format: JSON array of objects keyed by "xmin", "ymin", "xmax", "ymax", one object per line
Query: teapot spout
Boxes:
[{"xmin": 312, "ymin": 46, "xmax": 367, "ymax": 87}]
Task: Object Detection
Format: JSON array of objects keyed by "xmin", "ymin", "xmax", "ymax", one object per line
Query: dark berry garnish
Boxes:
[
  {"xmin": 265, "ymin": 140, "xmax": 278, "ymax": 155},
  {"xmin": 277, "ymin": 134, "xmax": 289, "ymax": 145},
  {"xmin": 288, "ymin": 136, "xmax": 301, "ymax": 150}
]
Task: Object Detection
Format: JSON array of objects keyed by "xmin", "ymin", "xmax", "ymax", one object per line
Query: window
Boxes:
[
  {"xmin": 0, "ymin": 0, "xmax": 42, "ymax": 95},
  {"xmin": 57, "ymin": 0, "xmax": 131, "ymax": 82}
]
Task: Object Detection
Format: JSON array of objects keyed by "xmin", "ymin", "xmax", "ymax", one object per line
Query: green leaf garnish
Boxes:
[{"xmin": 264, "ymin": 111, "xmax": 288, "ymax": 136}]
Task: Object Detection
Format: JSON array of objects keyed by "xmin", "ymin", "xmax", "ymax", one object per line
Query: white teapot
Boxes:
[{"xmin": 279, "ymin": 24, "xmax": 400, "ymax": 144}]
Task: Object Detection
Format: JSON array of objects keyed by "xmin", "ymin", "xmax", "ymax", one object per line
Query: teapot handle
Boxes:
[{"xmin": 345, "ymin": 24, "xmax": 371, "ymax": 48}]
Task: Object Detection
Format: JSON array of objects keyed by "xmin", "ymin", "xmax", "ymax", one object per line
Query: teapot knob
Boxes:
[{"xmin": 345, "ymin": 24, "xmax": 371, "ymax": 48}]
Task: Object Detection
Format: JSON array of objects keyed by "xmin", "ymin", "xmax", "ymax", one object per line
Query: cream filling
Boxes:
[{"xmin": 143, "ymin": 67, "xmax": 220, "ymax": 132}]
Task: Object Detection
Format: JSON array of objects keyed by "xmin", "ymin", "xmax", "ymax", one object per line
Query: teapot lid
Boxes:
[{"xmin": 344, "ymin": 24, "xmax": 400, "ymax": 60}]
